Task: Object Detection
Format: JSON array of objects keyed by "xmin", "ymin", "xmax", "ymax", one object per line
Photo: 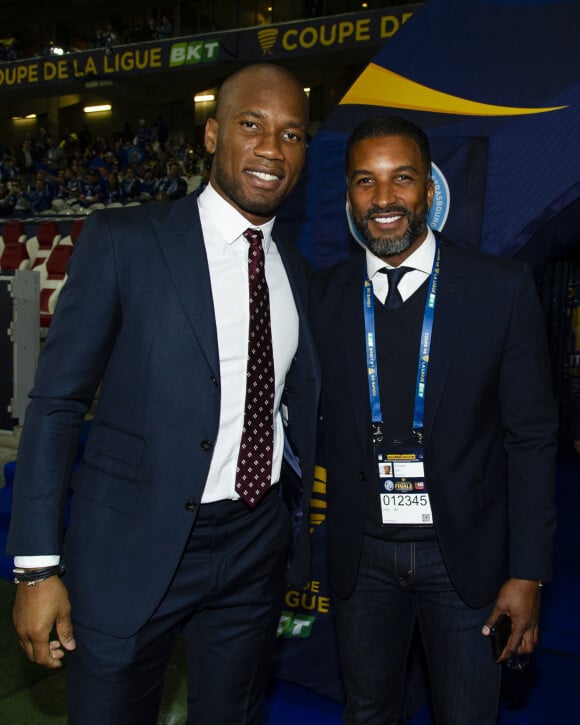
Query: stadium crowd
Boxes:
[
  {"xmin": 0, "ymin": 118, "xmax": 209, "ymax": 217},
  {"xmin": 0, "ymin": 13, "xmax": 175, "ymax": 62}
]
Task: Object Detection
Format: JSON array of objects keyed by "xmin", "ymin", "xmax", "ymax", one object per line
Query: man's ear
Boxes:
[
  {"xmin": 426, "ymin": 178, "xmax": 435, "ymax": 212},
  {"xmin": 204, "ymin": 118, "xmax": 218, "ymax": 155}
]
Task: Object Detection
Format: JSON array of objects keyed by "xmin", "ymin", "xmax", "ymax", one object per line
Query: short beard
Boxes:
[
  {"xmin": 211, "ymin": 153, "xmax": 278, "ymax": 220},
  {"xmin": 354, "ymin": 204, "xmax": 429, "ymax": 258}
]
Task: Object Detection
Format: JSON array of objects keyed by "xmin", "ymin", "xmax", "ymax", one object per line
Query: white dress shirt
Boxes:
[
  {"xmin": 198, "ymin": 183, "xmax": 299, "ymax": 502},
  {"xmin": 365, "ymin": 229, "xmax": 436, "ymax": 304}
]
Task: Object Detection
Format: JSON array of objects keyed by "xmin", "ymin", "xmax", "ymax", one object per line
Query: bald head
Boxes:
[{"xmin": 215, "ymin": 64, "xmax": 308, "ymax": 123}]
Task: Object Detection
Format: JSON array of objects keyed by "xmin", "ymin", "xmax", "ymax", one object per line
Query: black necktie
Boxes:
[
  {"xmin": 235, "ymin": 228, "xmax": 275, "ymax": 509},
  {"xmin": 382, "ymin": 266, "xmax": 411, "ymax": 309}
]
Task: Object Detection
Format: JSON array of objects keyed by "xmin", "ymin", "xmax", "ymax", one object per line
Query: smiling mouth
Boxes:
[
  {"xmin": 246, "ymin": 170, "xmax": 282, "ymax": 183},
  {"xmin": 373, "ymin": 214, "xmax": 404, "ymax": 224}
]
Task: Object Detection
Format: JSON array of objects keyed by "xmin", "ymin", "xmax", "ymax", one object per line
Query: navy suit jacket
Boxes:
[
  {"xmin": 311, "ymin": 239, "xmax": 557, "ymax": 608},
  {"xmin": 8, "ymin": 193, "xmax": 320, "ymax": 637}
]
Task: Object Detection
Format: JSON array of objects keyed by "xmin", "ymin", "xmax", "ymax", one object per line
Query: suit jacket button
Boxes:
[
  {"xmin": 210, "ymin": 375, "xmax": 218, "ymax": 385},
  {"xmin": 184, "ymin": 501, "xmax": 198, "ymax": 512},
  {"xmin": 359, "ymin": 471, "xmax": 366, "ymax": 481},
  {"xmin": 200, "ymin": 439, "xmax": 212, "ymax": 451}
]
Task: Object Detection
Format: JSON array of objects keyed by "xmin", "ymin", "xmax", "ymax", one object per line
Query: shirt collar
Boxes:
[
  {"xmin": 198, "ymin": 182, "xmax": 275, "ymax": 251},
  {"xmin": 366, "ymin": 228, "xmax": 436, "ymax": 280}
]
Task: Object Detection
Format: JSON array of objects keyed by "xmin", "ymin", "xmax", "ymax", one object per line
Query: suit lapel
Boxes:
[
  {"xmin": 152, "ymin": 194, "xmax": 220, "ymax": 376},
  {"xmin": 343, "ymin": 256, "xmax": 372, "ymax": 453},
  {"xmin": 275, "ymin": 232, "xmax": 319, "ymax": 381},
  {"xmin": 423, "ymin": 243, "xmax": 465, "ymax": 444}
]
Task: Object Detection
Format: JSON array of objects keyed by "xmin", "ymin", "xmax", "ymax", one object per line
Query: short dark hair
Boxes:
[{"xmin": 346, "ymin": 115, "xmax": 431, "ymax": 177}]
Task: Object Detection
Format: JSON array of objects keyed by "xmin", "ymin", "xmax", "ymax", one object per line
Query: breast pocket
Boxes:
[
  {"xmin": 81, "ymin": 419, "xmax": 146, "ymax": 482},
  {"xmin": 73, "ymin": 420, "xmax": 146, "ymax": 513}
]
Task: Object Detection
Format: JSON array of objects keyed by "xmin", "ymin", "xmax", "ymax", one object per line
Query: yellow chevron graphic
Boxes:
[
  {"xmin": 340, "ymin": 64, "xmax": 566, "ymax": 117},
  {"xmin": 309, "ymin": 465, "xmax": 327, "ymax": 533}
]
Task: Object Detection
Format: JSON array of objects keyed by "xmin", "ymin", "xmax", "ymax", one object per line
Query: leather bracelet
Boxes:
[{"xmin": 13, "ymin": 564, "xmax": 66, "ymax": 585}]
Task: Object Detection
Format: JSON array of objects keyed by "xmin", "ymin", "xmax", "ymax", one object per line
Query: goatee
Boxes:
[{"xmin": 354, "ymin": 204, "xmax": 429, "ymax": 258}]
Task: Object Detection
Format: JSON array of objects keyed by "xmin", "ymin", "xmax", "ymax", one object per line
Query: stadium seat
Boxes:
[
  {"xmin": 27, "ymin": 219, "xmax": 62, "ymax": 269},
  {"xmin": 59, "ymin": 218, "xmax": 85, "ymax": 246},
  {"xmin": 0, "ymin": 220, "xmax": 30, "ymax": 272},
  {"xmin": 37, "ymin": 240, "xmax": 74, "ymax": 328}
]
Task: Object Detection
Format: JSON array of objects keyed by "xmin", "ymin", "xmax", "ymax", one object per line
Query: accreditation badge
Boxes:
[{"xmin": 375, "ymin": 444, "xmax": 433, "ymax": 526}]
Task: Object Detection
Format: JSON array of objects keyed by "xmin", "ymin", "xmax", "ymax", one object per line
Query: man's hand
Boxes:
[
  {"xmin": 13, "ymin": 576, "xmax": 76, "ymax": 668},
  {"xmin": 481, "ymin": 577, "xmax": 542, "ymax": 662}
]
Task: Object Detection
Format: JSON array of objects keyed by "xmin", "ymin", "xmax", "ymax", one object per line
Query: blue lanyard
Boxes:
[{"xmin": 363, "ymin": 241, "xmax": 441, "ymax": 437}]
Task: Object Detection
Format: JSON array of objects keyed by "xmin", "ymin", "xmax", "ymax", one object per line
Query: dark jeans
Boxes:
[
  {"xmin": 333, "ymin": 536, "xmax": 501, "ymax": 725},
  {"xmin": 67, "ymin": 487, "xmax": 292, "ymax": 725}
]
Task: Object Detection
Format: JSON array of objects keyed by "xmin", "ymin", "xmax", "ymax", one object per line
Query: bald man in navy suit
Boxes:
[{"xmin": 8, "ymin": 63, "xmax": 320, "ymax": 725}]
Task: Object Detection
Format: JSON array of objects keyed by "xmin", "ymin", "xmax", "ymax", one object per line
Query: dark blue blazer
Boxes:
[
  {"xmin": 8, "ymin": 193, "xmax": 320, "ymax": 637},
  {"xmin": 311, "ymin": 239, "xmax": 557, "ymax": 608}
]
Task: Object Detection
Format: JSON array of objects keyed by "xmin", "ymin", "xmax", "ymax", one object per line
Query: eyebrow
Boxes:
[
  {"xmin": 349, "ymin": 164, "xmax": 421, "ymax": 180},
  {"xmin": 232, "ymin": 109, "xmax": 306, "ymax": 131}
]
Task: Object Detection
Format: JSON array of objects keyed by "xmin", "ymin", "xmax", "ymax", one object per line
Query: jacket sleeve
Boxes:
[
  {"xmin": 7, "ymin": 211, "xmax": 122, "ymax": 556},
  {"xmin": 499, "ymin": 264, "xmax": 558, "ymax": 582}
]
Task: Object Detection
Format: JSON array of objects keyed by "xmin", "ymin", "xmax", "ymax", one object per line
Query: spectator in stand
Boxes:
[
  {"xmin": 155, "ymin": 161, "xmax": 187, "ymax": 201},
  {"xmin": 67, "ymin": 168, "xmax": 83, "ymax": 202},
  {"xmin": 134, "ymin": 119, "xmax": 154, "ymax": 151},
  {"xmin": 78, "ymin": 169, "xmax": 104, "ymax": 208},
  {"xmin": 120, "ymin": 167, "xmax": 141, "ymax": 202},
  {"xmin": 7, "ymin": 39, "xmax": 20, "ymax": 61},
  {"xmin": 139, "ymin": 167, "xmax": 157, "ymax": 203},
  {"xmin": 103, "ymin": 172, "xmax": 126, "ymax": 205},
  {"xmin": 183, "ymin": 153, "xmax": 204, "ymax": 193},
  {"xmin": 1, "ymin": 155, "xmax": 20, "ymax": 184},
  {"xmin": 146, "ymin": 16, "xmax": 158, "ymax": 40},
  {"xmin": 34, "ymin": 169, "xmax": 55, "ymax": 196},
  {"xmin": 0, "ymin": 181, "xmax": 15, "ymax": 216},
  {"xmin": 51, "ymin": 169, "xmax": 77, "ymax": 208},
  {"xmin": 156, "ymin": 15, "xmax": 174, "ymax": 39},
  {"xmin": 103, "ymin": 24, "xmax": 118, "ymax": 54},
  {"xmin": 90, "ymin": 29, "xmax": 104, "ymax": 49},
  {"xmin": 16, "ymin": 139, "xmax": 35, "ymax": 192},
  {"xmin": 37, "ymin": 126, "xmax": 50, "ymax": 150},
  {"xmin": 96, "ymin": 166, "xmax": 111, "ymax": 195},
  {"xmin": 10, "ymin": 179, "xmax": 32, "ymax": 216},
  {"xmin": 44, "ymin": 136, "xmax": 67, "ymax": 173},
  {"xmin": 150, "ymin": 151, "xmax": 169, "ymax": 181},
  {"xmin": 25, "ymin": 177, "xmax": 53, "ymax": 214}
]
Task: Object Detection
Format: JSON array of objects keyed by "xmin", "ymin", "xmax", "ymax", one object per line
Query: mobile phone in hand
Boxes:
[
  {"xmin": 490, "ymin": 614, "xmax": 530, "ymax": 670},
  {"xmin": 490, "ymin": 613, "xmax": 512, "ymax": 660}
]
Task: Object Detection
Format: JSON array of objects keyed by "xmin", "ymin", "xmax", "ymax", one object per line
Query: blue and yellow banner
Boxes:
[
  {"xmin": 0, "ymin": 7, "xmax": 419, "ymax": 92},
  {"xmin": 278, "ymin": 0, "xmax": 579, "ymax": 267}
]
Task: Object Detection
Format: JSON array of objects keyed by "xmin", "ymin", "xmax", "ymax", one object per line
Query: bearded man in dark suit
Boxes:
[{"xmin": 311, "ymin": 115, "xmax": 557, "ymax": 724}]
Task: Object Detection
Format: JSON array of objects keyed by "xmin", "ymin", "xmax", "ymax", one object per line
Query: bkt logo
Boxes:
[
  {"xmin": 169, "ymin": 40, "xmax": 220, "ymax": 66},
  {"xmin": 277, "ymin": 611, "xmax": 315, "ymax": 638}
]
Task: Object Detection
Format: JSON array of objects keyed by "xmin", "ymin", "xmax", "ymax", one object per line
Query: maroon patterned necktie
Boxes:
[{"xmin": 235, "ymin": 228, "xmax": 275, "ymax": 508}]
